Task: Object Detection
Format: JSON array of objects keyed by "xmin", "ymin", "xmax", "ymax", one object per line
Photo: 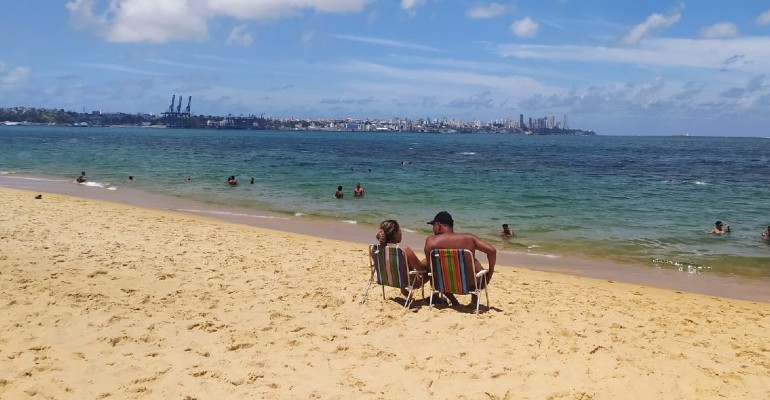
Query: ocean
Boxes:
[{"xmin": 1, "ymin": 125, "xmax": 769, "ymax": 282}]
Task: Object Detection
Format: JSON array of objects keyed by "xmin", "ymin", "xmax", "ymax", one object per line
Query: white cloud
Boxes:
[
  {"xmin": 510, "ymin": 17, "xmax": 539, "ymax": 38},
  {"xmin": 466, "ymin": 3, "xmax": 506, "ymax": 19},
  {"xmin": 74, "ymin": 63, "xmax": 162, "ymax": 75},
  {"xmin": 699, "ymin": 22, "xmax": 739, "ymax": 39},
  {"xmin": 66, "ymin": 0, "xmax": 371, "ymax": 43},
  {"xmin": 756, "ymin": 9, "xmax": 770, "ymax": 25},
  {"xmin": 400, "ymin": 0, "xmax": 425, "ymax": 11},
  {"xmin": 209, "ymin": 0, "xmax": 369, "ymax": 19},
  {"xmin": 621, "ymin": 12, "xmax": 681, "ymax": 45},
  {"xmin": 329, "ymin": 34, "xmax": 442, "ymax": 52},
  {"xmin": 226, "ymin": 25, "xmax": 254, "ymax": 47},
  {"xmin": 0, "ymin": 64, "xmax": 31, "ymax": 90},
  {"xmin": 496, "ymin": 37, "xmax": 770, "ymax": 75}
]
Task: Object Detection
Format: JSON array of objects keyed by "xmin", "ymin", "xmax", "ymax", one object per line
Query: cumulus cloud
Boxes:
[
  {"xmin": 510, "ymin": 17, "xmax": 539, "ymax": 38},
  {"xmin": 621, "ymin": 11, "xmax": 681, "ymax": 45},
  {"xmin": 0, "ymin": 64, "xmax": 32, "ymax": 90},
  {"xmin": 699, "ymin": 22, "xmax": 739, "ymax": 39},
  {"xmin": 66, "ymin": 0, "xmax": 370, "ymax": 43},
  {"xmin": 756, "ymin": 9, "xmax": 770, "ymax": 25},
  {"xmin": 226, "ymin": 25, "xmax": 254, "ymax": 47},
  {"xmin": 466, "ymin": 3, "xmax": 506, "ymax": 19}
]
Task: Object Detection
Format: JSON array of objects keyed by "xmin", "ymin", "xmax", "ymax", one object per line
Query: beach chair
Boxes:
[
  {"xmin": 360, "ymin": 244, "xmax": 424, "ymax": 309},
  {"xmin": 428, "ymin": 248, "xmax": 490, "ymax": 314}
]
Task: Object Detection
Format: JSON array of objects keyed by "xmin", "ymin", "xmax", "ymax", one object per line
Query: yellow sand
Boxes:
[{"xmin": 1, "ymin": 187, "xmax": 768, "ymax": 399}]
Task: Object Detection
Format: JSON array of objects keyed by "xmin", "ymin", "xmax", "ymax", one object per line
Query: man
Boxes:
[
  {"xmin": 707, "ymin": 220, "xmax": 730, "ymax": 235},
  {"xmin": 424, "ymin": 211, "xmax": 497, "ymax": 307},
  {"xmin": 353, "ymin": 182, "xmax": 364, "ymax": 197}
]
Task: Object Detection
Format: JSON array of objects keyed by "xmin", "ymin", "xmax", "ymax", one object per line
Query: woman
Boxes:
[{"xmin": 375, "ymin": 220, "xmax": 428, "ymax": 293}]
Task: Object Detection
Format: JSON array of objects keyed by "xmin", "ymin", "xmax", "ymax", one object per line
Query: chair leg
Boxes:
[
  {"xmin": 359, "ymin": 269, "xmax": 376, "ymax": 305},
  {"xmin": 360, "ymin": 280, "xmax": 373, "ymax": 305},
  {"xmin": 403, "ymin": 288, "xmax": 414, "ymax": 310}
]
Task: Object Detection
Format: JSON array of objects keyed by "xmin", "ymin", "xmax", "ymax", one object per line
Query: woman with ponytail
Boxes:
[{"xmin": 376, "ymin": 220, "xmax": 428, "ymax": 289}]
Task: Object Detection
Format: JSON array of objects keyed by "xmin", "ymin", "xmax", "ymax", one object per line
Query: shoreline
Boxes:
[
  {"xmin": 2, "ymin": 175, "xmax": 769, "ymax": 303},
  {"xmin": 2, "ymin": 185, "xmax": 770, "ymax": 398}
]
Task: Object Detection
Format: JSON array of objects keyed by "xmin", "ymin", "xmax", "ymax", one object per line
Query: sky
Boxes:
[{"xmin": 1, "ymin": 1, "xmax": 770, "ymax": 136}]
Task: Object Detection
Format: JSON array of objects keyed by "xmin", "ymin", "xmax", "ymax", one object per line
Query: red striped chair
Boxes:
[
  {"xmin": 428, "ymin": 248, "xmax": 490, "ymax": 314},
  {"xmin": 359, "ymin": 244, "xmax": 424, "ymax": 309}
]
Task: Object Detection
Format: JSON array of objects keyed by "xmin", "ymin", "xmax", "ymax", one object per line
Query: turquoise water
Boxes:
[{"xmin": 2, "ymin": 126, "xmax": 769, "ymax": 278}]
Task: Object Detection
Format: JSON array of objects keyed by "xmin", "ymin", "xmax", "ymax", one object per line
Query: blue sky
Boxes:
[{"xmin": 1, "ymin": 1, "xmax": 770, "ymax": 136}]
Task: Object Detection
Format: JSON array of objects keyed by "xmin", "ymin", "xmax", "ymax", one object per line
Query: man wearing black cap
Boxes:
[{"xmin": 424, "ymin": 211, "xmax": 497, "ymax": 307}]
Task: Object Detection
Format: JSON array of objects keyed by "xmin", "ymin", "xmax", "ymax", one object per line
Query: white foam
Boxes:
[
  {"xmin": 341, "ymin": 220, "xmax": 357, "ymax": 225},
  {"xmin": 81, "ymin": 181, "xmax": 106, "ymax": 188},
  {"xmin": 174, "ymin": 208, "xmax": 290, "ymax": 220}
]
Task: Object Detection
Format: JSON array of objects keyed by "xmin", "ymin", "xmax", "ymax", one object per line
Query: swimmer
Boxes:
[
  {"xmin": 707, "ymin": 220, "xmax": 730, "ymax": 235},
  {"xmin": 499, "ymin": 223, "xmax": 514, "ymax": 237},
  {"xmin": 354, "ymin": 182, "xmax": 364, "ymax": 197},
  {"xmin": 76, "ymin": 171, "xmax": 86, "ymax": 183}
]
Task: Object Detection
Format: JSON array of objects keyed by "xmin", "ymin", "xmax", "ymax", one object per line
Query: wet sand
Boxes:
[{"xmin": 1, "ymin": 186, "xmax": 769, "ymax": 399}]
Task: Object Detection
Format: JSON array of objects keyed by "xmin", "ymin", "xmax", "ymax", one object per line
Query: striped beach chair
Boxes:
[
  {"xmin": 359, "ymin": 244, "xmax": 423, "ymax": 309},
  {"xmin": 428, "ymin": 248, "xmax": 490, "ymax": 314}
]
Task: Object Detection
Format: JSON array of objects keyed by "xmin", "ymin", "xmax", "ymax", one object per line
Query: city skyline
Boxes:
[{"xmin": 1, "ymin": 1, "xmax": 770, "ymax": 136}]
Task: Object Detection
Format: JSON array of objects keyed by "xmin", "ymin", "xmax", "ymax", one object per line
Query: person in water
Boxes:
[
  {"xmin": 227, "ymin": 176, "xmax": 238, "ymax": 186},
  {"xmin": 707, "ymin": 220, "xmax": 730, "ymax": 235},
  {"xmin": 354, "ymin": 182, "xmax": 364, "ymax": 197},
  {"xmin": 499, "ymin": 223, "xmax": 514, "ymax": 237},
  {"xmin": 76, "ymin": 171, "xmax": 86, "ymax": 183},
  {"xmin": 762, "ymin": 226, "xmax": 770, "ymax": 241},
  {"xmin": 335, "ymin": 185, "xmax": 344, "ymax": 199}
]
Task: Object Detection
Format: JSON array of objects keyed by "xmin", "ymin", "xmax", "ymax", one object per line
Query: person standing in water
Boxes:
[
  {"xmin": 707, "ymin": 220, "xmax": 730, "ymax": 235},
  {"xmin": 354, "ymin": 182, "xmax": 364, "ymax": 197}
]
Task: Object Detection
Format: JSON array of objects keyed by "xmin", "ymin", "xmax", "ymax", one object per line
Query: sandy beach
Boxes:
[{"xmin": 1, "ymin": 187, "xmax": 769, "ymax": 399}]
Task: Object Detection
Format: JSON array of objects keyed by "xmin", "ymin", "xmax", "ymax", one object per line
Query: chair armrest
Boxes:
[{"xmin": 475, "ymin": 269, "xmax": 488, "ymax": 278}]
